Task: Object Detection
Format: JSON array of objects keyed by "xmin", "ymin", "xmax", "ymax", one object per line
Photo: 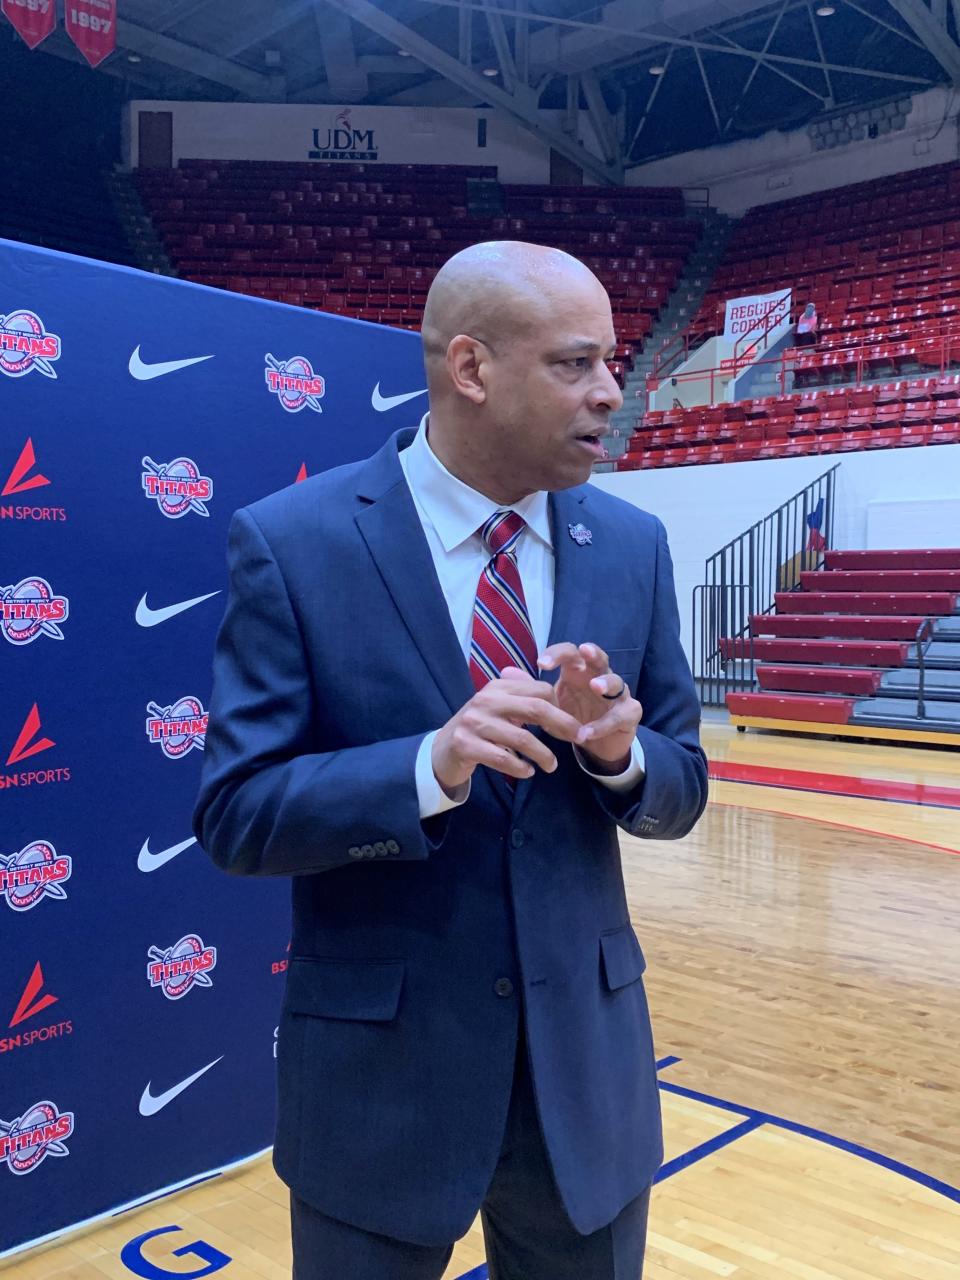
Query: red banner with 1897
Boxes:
[
  {"xmin": 1, "ymin": 0, "xmax": 56, "ymax": 50},
  {"xmin": 65, "ymin": 0, "xmax": 116, "ymax": 68}
]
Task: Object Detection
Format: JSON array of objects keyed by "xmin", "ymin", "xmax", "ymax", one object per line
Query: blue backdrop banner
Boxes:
[{"xmin": 0, "ymin": 239, "xmax": 426, "ymax": 1255}]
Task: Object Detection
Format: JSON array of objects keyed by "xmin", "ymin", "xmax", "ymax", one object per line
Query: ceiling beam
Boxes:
[
  {"xmin": 411, "ymin": 0, "xmax": 937, "ymax": 86},
  {"xmin": 315, "ymin": 4, "xmax": 369, "ymax": 100},
  {"xmin": 693, "ymin": 46, "xmax": 721, "ymax": 135},
  {"xmin": 35, "ymin": 30, "xmax": 164, "ymax": 92},
  {"xmin": 627, "ymin": 47, "xmax": 673, "ymax": 156},
  {"xmin": 357, "ymin": 53, "xmax": 429, "ymax": 73},
  {"xmin": 459, "ymin": 0, "xmax": 472, "ymax": 64},
  {"xmin": 806, "ymin": 0, "xmax": 835, "ymax": 106},
  {"xmin": 886, "ymin": 0, "xmax": 960, "ymax": 79},
  {"xmin": 581, "ymin": 70, "xmax": 620, "ymax": 166},
  {"xmin": 218, "ymin": 1, "xmax": 309, "ymax": 60},
  {"xmin": 484, "ymin": 0, "xmax": 517, "ymax": 92},
  {"xmin": 115, "ymin": 18, "xmax": 276, "ymax": 96},
  {"xmin": 324, "ymin": 0, "xmax": 624, "ymax": 183},
  {"xmin": 839, "ymin": 0, "xmax": 927, "ymax": 51}
]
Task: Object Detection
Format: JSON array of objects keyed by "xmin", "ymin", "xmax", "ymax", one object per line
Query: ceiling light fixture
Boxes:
[
  {"xmin": 482, "ymin": 67, "xmax": 499, "ymax": 77},
  {"xmin": 815, "ymin": 4, "xmax": 836, "ymax": 14},
  {"xmin": 649, "ymin": 64, "xmax": 665, "ymax": 75},
  {"xmin": 127, "ymin": 53, "xmax": 142, "ymax": 63},
  {"xmin": 397, "ymin": 49, "xmax": 412, "ymax": 57}
]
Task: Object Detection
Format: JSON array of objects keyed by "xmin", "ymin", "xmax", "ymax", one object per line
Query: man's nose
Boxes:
[{"xmin": 592, "ymin": 361, "xmax": 624, "ymax": 414}]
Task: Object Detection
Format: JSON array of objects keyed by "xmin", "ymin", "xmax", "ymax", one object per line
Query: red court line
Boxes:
[
  {"xmin": 709, "ymin": 760, "xmax": 960, "ymax": 810},
  {"xmin": 710, "ymin": 799, "xmax": 960, "ymax": 857}
]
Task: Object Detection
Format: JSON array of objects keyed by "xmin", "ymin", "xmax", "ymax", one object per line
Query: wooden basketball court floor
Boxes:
[{"xmin": 4, "ymin": 721, "xmax": 959, "ymax": 1279}]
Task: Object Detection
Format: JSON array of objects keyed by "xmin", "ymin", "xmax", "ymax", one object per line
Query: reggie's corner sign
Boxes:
[
  {"xmin": 309, "ymin": 108, "xmax": 379, "ymax": 162},
  {"xmin": 723, "ymin": 289, "xmax": 793, "ymax": 343}
]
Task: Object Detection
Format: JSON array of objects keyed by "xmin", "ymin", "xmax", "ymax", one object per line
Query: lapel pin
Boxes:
[{"xmin": 568, "ymin": 522, "xmax": 593, "ymax": 546}]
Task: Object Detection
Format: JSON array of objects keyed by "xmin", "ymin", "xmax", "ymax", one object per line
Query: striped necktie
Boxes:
[{"xmin": 469, "ymin": 509, "xmax": 539, "ymax": 691}]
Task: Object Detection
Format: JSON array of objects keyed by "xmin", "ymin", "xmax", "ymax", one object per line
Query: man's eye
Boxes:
[{"xmin": 565, "ymin": 358, "xmax": 590, "ymax": 369}]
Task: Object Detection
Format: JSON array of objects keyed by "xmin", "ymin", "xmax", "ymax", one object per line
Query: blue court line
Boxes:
[
  {"xmin": 658, "ymin": 1078, "xmax": 960, "ymax": 1205},
  {"xmin": 653, "ymin": 1115, "xmax": 764, "ymax": 1184},
  {"xmin": 454, "ymin": 1065, "xmax": 960, "ymax": 1278}
]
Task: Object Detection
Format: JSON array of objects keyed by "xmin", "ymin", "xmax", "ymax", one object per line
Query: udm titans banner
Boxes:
[{"xmin": 0, "ymin": 239, "xmax": 426, "ymax": 1254}]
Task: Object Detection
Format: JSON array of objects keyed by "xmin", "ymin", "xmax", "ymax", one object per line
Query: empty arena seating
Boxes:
[
  {"xmin": 725, "ymin": 549, "xmax": 960, "ymax": 735},
  {"xmin": 616, "ymin": 374, "xmax": 960, "ymax": 469},
  {"xmin": 135, "ymin": 160, "xmax": 698, "ymax": 348},
  {"xmin": 0, "ymin": 148, "xmax": 134, "ymax": 267},
  {"xmin": 691, "ymin": 161, "xmax": 960, "ymax": 364}
]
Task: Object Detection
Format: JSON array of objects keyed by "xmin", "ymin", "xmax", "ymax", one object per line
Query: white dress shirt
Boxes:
[{"xmin": 398, "ymin": 416, "xmax": 645, "ymax": 818}]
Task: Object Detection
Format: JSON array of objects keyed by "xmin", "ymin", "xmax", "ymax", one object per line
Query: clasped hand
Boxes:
[{"xmin": 432, "ymin": 642, "xmax": 643, "ymax": 793}]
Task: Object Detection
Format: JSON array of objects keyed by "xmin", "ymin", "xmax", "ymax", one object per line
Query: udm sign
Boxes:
[{"xmin": 309, "ymin": 109, "xmax": 379, "ymax": 161}]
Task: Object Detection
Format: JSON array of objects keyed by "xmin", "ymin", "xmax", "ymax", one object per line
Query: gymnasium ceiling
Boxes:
[{"xmin": 19, "ymin": 0, "xmax": 960, "ymax": 180}]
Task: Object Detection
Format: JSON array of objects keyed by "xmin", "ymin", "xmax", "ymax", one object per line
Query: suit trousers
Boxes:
[{"xmin": 289, "ymin": 1010, "xmax": 651, "ymax": 1280}]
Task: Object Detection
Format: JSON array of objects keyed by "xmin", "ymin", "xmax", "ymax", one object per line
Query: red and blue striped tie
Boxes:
[{"xmin": 469, "ymin": 510, "xmax": 539, "ymax": 691}]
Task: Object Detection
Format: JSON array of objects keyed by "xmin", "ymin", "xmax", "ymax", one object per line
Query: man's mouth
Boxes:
[{"xmin": 575, "ymin": 428, "xmax": 608, "ymax": 449}]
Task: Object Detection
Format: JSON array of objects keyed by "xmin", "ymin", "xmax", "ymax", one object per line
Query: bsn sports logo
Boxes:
[
  {"xmin": 145, "ymin": 698, "xmax": 208, "ymax": 758},
  {"xmin": 147, "ymin": 935, "xmax": 217, "ymax": 1000},
  {"xmin": 0, "ymin": 841, "xmax": 72, "ymax": 912},
  {"xmin": 1, "ymin": 438, "xmax": 65, "ymax": 522},
  {"xmin": 2, "ymin": 961, "xmax": 73, "ymax": 1057},
  {"xmin": 142, "ymin": 456, "xmax": 213, "ymax": 518},
  {"xmin": 265, "ymin": 353, "xmax": 325, "ymax": 413},
  {"xmin": 0, "ymin": 1101, "xmax": 73, "ymax": 1175},
  {"xmin": 1, "ymin": 702, "xmax": 71, "ymax": 793},
  {"xmin": 0, "ymin": 576, "xmax": 69, "ymax": 645},
  {"xmin": 0, "ymin": 311, "xmax": 61, "ymax": 379}
]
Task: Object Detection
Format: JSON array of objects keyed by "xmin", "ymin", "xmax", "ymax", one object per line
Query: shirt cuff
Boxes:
[
  {"xmin": 415, "ymin": 730, "xmax": 471, "ymax": 820},
  {"xmin": 574, "ymin": 736, "xmax": 646, "ymax": 792}
]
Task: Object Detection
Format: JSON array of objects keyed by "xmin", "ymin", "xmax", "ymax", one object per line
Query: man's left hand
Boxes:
[{"xmin": 536, "ymin": 642, "xmax": 643, "ymax": 773}]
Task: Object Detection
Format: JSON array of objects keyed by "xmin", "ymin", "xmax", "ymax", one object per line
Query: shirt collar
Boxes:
[{"xmin": 402, "ymin": 414, "xmax": 552, "ymax": 554}]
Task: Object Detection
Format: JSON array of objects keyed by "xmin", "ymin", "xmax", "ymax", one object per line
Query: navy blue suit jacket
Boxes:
[{"xmin": 192, "ymin": 427, "xmax": 707, "ymax": 1246}]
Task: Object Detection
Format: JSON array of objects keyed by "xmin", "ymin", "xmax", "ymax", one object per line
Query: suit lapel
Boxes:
[
  {"xmin": 354, "ymin": 430, "xmax": 477, "ymax": 721},
  {"xmin": 545, "ymin": 486, "xmax": 595, "ymax": 651},
  {"xmin": 512, "ymin": 485, "xmax": 596, "ymax": 817}
]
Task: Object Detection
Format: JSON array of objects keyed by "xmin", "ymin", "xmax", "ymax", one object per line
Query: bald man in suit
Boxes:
[{"xmin": 193, "ymin": 241, "xmax": 708, "ymax": 1279}]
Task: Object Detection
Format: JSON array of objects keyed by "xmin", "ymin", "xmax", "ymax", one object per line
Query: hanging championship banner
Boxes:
[
  {"xmin": 65, "ymin": 0, "xmax": 116, "ymax": 67},
  {"xmin": 1, "ymin": 0, "xmax": 57, "ymax": 50}
]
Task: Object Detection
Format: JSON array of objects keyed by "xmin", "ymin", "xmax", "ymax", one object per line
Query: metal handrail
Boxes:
[
  {"xmin": 691, "ymin": 465, "xmax": 840, "ymax": 706},
  {"xmin": 915, "ymin": 617, "xmax": 936, "ymax": 720},
  {"xmin": 641, "ymin": 323, "xmax": 960, "ymax": 413}
]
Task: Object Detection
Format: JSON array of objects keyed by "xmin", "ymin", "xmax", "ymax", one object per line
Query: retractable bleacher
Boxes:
[{"xmin": 726, "ymin": 548, "xmax": 960, "ymax": 744}]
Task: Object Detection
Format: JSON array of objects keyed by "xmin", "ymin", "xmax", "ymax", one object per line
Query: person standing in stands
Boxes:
[
  {"xmin": 193, "ymin": 241, "xmax": 708, "ymax": 1280},
  {"xmin": 796, "ymin": 301, "xmax": 819, "ymax": 346}
]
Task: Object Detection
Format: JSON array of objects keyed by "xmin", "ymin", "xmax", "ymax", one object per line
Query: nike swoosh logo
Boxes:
[
  {"xmin": 139, "ymin": 1057, "xmax": 224, "ymax": 1116},
  {"xmin": 138, "ymin": 836, "xmax": 197, "ymax": 873},
  {"xmin": 136, "ymin": 590, "xmax": 221, "ymax": 628},
  {"xmin": 129, "ymin": 346, "xmax": 215, "ymax": 381},
  {"xmin": 371, "ymin": 383, "xmax": 427, "ymax": 413}
]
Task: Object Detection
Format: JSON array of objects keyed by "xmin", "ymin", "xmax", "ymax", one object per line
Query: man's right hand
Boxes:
[{"xmin": 431, "ymin": 667, "xmax": 587, "ymax": 793}]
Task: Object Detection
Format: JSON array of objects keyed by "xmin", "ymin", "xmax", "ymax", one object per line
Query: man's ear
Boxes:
[{"xmin": 446, "ymin": 334, "xmax": 489, "ymax": 405}]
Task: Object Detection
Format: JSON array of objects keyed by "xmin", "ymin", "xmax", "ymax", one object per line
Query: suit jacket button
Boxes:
[
  {"xmin": 374, "ymin": 842, "xmax": 387, "ymax": 857},
  {"xmin": 510, "ymin": 830, "xmax": 525, "ymax": 849},
  {"xmin": 494, "ymin": 978, "xmax": 514, "ymax": 998},
  {"xmin": 348, "ymin": 846, "xmax": 362, "ymax": 859},
  {"xmin": 386, "ymin": 839, "xmax": 400, "ymax": 854},
  {"xmin": 359, "ymin": 844, "xmax": 374, "ymax": 858}
]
